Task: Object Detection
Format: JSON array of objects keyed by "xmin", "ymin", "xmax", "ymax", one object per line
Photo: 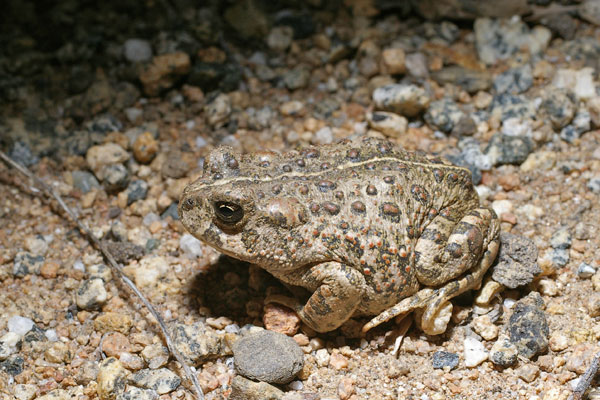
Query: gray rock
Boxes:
[
  {"xmin": 123, "ymin": 39, "xmax": 153, "ymax": 63},
  {"xmin": 100, "ymin": 164, "xmax": 130, "ymax": 193},
  {"xmin": 405, "ymin": 52, "xmax": 429, "ymax": 78},
  {"xmin": 551, "ymin": 248, "xmax": 569, "ymax": 268},
  {"xmin": 267, "ymin": 26, "xmax": 293, "ymax": 52},
  {"xmin": 484, "ymin": 133, "xmax": 533, "ymax": 166},
  {"xmin": 424, "ymin": 98, "xmax": 465, "ymax": 133},
  {"xmin": 540, "ymin": 89, "xmax": 576, "ymax": 130},
  {"xmin": 490, "ymin": 93, "xmax": 536, "ymax": 121},
  {"xmin": 229, "ymin": 375, "xmax": 284, "ymax": 400},
  {"xmin": 490, "ymin": 335, "xmax": 518, "ymax": 366},
  {"xmin": 475, "ymin": 17, "xmax": 551, "ymax": 65},
  {"xmin": 541, "ymin": 13, "xmax": 577, "ymax": 40},
  {"xmin": 372, "ymin": 84, "xmax": 431, "ymax": 117},
  {"xmin": 128, "ymin": 368, "xmax": 180, "ymax": 395},
  {"xmin": 171, "ymin": 322, "xmax": 229, "ymax": 365},
  {"xmin": 9, "ymin": 141, "xmax": 39, "ymax": 167},
  {"xmin": 233, "ymin": 330, "xmax": 304, "ymax": 384},
  {"xmin": 87, "ymin": 113, "xmax": 123, "ymax": 134},
  {"xmin": 204, "ymin": 93, "xmax": 231, "ymax": 127},
  {"xmin": 161, "ymin": 150, "xmax": 191, "ymax": 179},
  {"xmin": 508, "ymin": 293, "xmax": 549, "ymax": 359},
  {"xmin": 431, "ymin": 66, "xmax": 492, "ymax": 93},
  {"xmin": 451, "ymin": 115, "xmax": 477, "ymax": 137},
  {"xmin": 588, "ymin": 175, "xmax": 600, "ymax": 193},
  {"xmin": 431, "ymin": 351, "xmax": 459, "ymax": 369},
  {"xmin": 560, "ymin": 110, "xmax": 591, "ymax": 143},
  {"xmin": 493, "ymin": 64, "xmax": 533, "ymax": 94},
  {"xmin": 491, "ymin": 232, "xmax": 540, "ymax": 289},
  {"xmin": 76, "ymin": 278, "xmax": 108, "ymax": 310},
  {"xmin": 126, "ymin": 180, "xmax": 149, "ymax": 205},
  {"xmin": 550, "ymin": 228, "xmax": 572, "ymax": 249},
  {"xmin": 12, "ymin": 252, "xmax": 44, "ymax": 277},
  {"xmin": 71, "ymin": 171, "xmax": 100, "ymax": 193},
  {"xmin": 283, "ymin": 66, "xmax": 310, "ymax": 90},
  {"xmin": 224, "ymin": 0, "xmax": 270, "ymax": 38}
]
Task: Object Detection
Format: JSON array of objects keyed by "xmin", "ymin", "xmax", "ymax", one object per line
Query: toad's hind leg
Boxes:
[{"xmin": 363, "ymin": 207, "xmax": 499, "ymax": 335}]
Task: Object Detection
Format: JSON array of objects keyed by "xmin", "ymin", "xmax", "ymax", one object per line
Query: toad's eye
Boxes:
[{"xmin": 213, "ymin": 201, "xmax": 244, "ymax": 224}]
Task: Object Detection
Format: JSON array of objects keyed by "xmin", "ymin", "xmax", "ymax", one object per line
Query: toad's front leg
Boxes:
[{"xmin": 266, "ymin": 261, "xmax": 365, "ymax": 333}]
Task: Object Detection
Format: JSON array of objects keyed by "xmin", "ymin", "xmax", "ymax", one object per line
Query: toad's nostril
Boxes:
[{"xmin": 181, "ymin": 196, "xmax": 196, "ymax": 211}]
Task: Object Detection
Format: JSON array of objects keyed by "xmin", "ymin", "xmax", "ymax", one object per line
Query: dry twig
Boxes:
[
  {"xmin": 569, "ymin": 352, "xmax": 600, "ymax": 400},
  {"xmin": 0, "ymin": 151, "xmax": 204, "ymax": 400}
]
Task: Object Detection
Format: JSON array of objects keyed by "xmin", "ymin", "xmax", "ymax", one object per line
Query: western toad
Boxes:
[{"xmin": 179, "ymin": 137, "xmax": 499, "ymax": 334}]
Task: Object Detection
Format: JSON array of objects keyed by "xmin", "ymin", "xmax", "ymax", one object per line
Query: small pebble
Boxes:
[
  {"xmin": 179, "ymin": 234, "xmax": 204, "ymax": 258},
  {"xmin": 116, "ymin": 387, "xmax": 158, "ymax": 400},
  {"xmin": 337, "ymin": 377, "xmax": 355, "ymax": 400},
  {"xmin": 171, "ymin": 322, "xmax": 229, "ymax": 364},
  {"xmin": 472, "ymin": 315, "xmax": 499, "ymax": 341},
  {"xmin": 97, "ymin": 357, "xmax": 127, "ymax": 400},
  {"xmin": 380, "ymin": 48, "xmax": 406, "ymax": 75},
  {"xmin": 126, "ymin": 180, "xmax": 149, "ymax": 205},
  {"xmin": 284, "ymin": 67, "xmax": 310, "ymax": 90},
  {"xmin": 577, "ymin": 262, "xmax": 596, "ymax": 279},
  {"xmin": 315, "ymin": 348, "xmax": 330, "ymax": 367},
  {"xmin": 490, "ymin": 335, "xmax": 518, "ymax": 367},
  {"xmin": 550, "ymin": 228, "xmax": 572, "ymax": 249},
  {"xmin": 123, "ymin": 38, "xmax": 153, "ymax": 63},
  {"xmin": 367, "ymin": 111, "xmax": 408, "ymax": 138},
  {"xmin": 94, "ymin": 312, "xmax": 133, "ymax": 334},
  {"xmin": 263, "ymin": 303, "xmax": 301, "ymax": 336},
  {"xmin": 8, "ymin": 316, "xmax": 35, "ymax": 336},
  {"xmin": 0, "ymin": 332, "xmax": 20, "ymax": 360},
  {"xmin": 431, "ymin": 351, "xmax": 459, "ymax": 370},
  {"xmin": 372, "ymin": 84, "xmax": 431, "ymax": 117},
  {"xmin": 76, "ymin": 278, "xmax": 108, "ymax": 310},
  {"xmin": 516, "ymin": 364, "xmax": 540, "ymax": 383},
  {"xmin": 267, "ymin": 26, "xmax": 293, "ymax": 52},
  {"xmin": 548, "ymin": 332, "xmax": 569, "ymax": 352},
  {"xmin": 132, "ymin": 132, "xmax": 159, "ymax": 164},
  {"xmin": 13, "ymin": 252, "xmax": 44, "ymax": 277},
  {"xmin": 329, "ymin": 353, "xmax": 348, "ymax": 370},
  {"xmin": 586, "ymin": 292, "xmax": 600, "ymax": 317},
  {"xmin": 233, "ymin": 330, "xmax": 304, "ymax": 384},
  {"xmin": 45, "ymin": 341, "xmax": 71, "ymax": 363},
  {"xmin": 128, "ymin": 368, "xmax": 181, "ymax": 395},
  {"xmin": 551, "ymin": 248, "xmax": 569, "ymax": 268},
  {"xmin": 13, "ymin": 384, "xmax": 37, "ymax": 400},
  {"xmin": 313, "ymin": 127, "xmax": 333, "ymax": 145},
  {"xmin": 102, "ymin": 332, "xmax": 132, "ymax": 358},
  {"xmin": 464, "ymin": 336, "xmax": 488, "ymax": 367},
  {"xmin": 508, "ymin": 293, "xmax": 549, "ymax": 359},
  {"xmin": 229, "ymin": 375, "xmax": 284, "ymax": 400}
]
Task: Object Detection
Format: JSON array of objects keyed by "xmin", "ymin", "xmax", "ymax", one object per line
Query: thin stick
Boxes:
[
  {"xmin": 0, "ymin": 151, "xmax": 204, "ymax": 400},
  {"xmin": 569, "ymin": 352, "xmax": 600, "ymax": 400}
]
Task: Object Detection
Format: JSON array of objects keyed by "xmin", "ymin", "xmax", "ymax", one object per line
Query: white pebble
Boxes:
[
  {"xmin": 288, "ymin": 380, "xmax": 303, "ymax": 390},
  {"xmin": 315, "ymin": 348, "xmax": 330, "ymax": 367},
  {"xmin": 45, "ymin": 329, "xmax": 59, "ymax": 342},
  {"xmin": 8, "ymin": 315, "xmax": 34, "ymax": 336},
  {"xmin": 143, "ymin": 212, "xmax": 160, "ymax": 226},
  {"xmin": 313, "ymin": 127, "xmax": 334, "ymax": 145},
  {"xmin": 73, "ymin": 259, "xmax": 86, "ymax": 272},
  {"xmin": 464, "ymin": 336, "xmax": 488, "ymax": 367},
  {"xmin": 491, "ymin": 199, "xmax": 513, "ymax": 217},
  {"xmin": 179, "ymin": 234, "xmax": 203, "ymax": 258}
]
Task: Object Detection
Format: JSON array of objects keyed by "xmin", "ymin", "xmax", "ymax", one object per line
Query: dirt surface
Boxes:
[{"xmin": 1, "ymin": 1, "xmax": 600, "ymax": 399}]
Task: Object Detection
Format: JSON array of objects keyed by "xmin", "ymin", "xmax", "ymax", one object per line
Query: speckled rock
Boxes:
[
  {"xmin": 99, "ymin": 163, "xmax": 130, "ymax": 193},
  {"xmin": 229, "ymin": 375, "xmax": 284, "ymax": 400},
  {"xmin": 76, "ymin": 278, "xmax": 108, "ymax": 310},
  {"xmin": 372, "ymin": 84, "xmax": 431, "ymax": 117},
  {"xmin": 484, "ymin": 133, "xmax": 533, "ymax": 166},
  {"xmin": 103, "ymin": 241, "xmax": 145, "ymax": 264},
  {"xmin": 116, "ymin": 387, "xmax": 158, "ymax": 400},
  {"xmin": 578, "ymin": 262, "xmax": 597, "ymax": 279},
  {"xmin": 366, "ymin": 111, "xmax": 408, "ymax": 138},
  {"xmin": 550, "ymin": 228, "xmax": 572, "ymax": 249},
  {"xmin": 474, "ymin": 17, "xmax": 551, "ymax": 65},
  {"xmin": 491, "ymin": 232, "xmax": 540, "ymax": 289},
  {"xmin": 13, "ymin": 384, "xmax": 37, "ymax": 400},
  {"xmin": 431, "ymin": 66, "xmax": 491, "ymax": 93},
  {"xmin": 171, "ymin": 322, "xmax": 230, "ymax": 365},
  {"xmin": 432, "ymin": 351, "xmax": 459, "ymax": 370},
  {"xmin": 128, "ymin": 368, "xmax": 180, "ymax": 395},
  {"xmin": 12, "ymin": 252, "xmax": 44, "ymax": 277},
  {"xmin": 489, "ymin": 93, "xmax": 536, "ymax": 121},
  {"xmin": 540, "ymin": 89, "xmax": 576, "ymax": 130},
  {"xmin": 233, "ymin": 330, "xmax": 304, "ymax": 384},
  {"xmin": 490, "ymin": 335, "xmax": 519, "ymax": 366},
  {"xmin": 97, "ymin": 357, "xmax": 127, "ymax": 400},
  {"xmin": 424, "ymin": 98, "xmax": 465, "ymax": 133},
  {"xmin": 0, "ymin": 354, "xmax": 24, "ymax": 375},
  {"xmin": 493, "ymin": 64, "xmax": 533, "ymax": 94},
  {"xmin": 588, "ymin": 175, "xmax": 600, "ymax": 193},
  {"xmin": 508, "ymin": 293, "xmax": 549, "ymax": 359}
]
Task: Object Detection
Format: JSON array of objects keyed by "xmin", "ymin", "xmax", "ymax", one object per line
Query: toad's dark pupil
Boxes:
[{"xmin": 214, "ymin": 202, "xmax": 243, "ymax": 223}]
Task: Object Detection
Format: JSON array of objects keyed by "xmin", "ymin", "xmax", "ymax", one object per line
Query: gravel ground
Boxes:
[{"xmin": 1, "ymin": 1, "xmax": 600, "ymax": 399}]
